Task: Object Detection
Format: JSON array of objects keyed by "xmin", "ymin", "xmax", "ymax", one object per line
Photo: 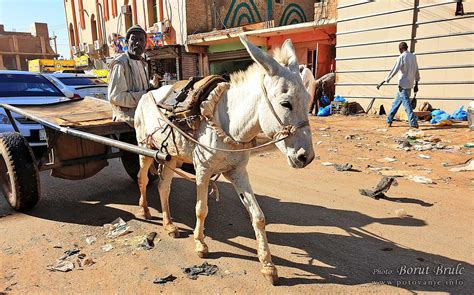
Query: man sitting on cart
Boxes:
[{"xmin": 108, "ymin": 25, "xmax": 150, "ymax": 127}]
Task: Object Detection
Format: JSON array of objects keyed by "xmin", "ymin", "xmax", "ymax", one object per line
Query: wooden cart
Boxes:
[{"xmin": 0, "ymin": 97, "xmax": 170, "ymax": 211}]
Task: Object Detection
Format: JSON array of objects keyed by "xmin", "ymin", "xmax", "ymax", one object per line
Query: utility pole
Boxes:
[{"xmin": 50, "ymin": 33, "xmax": 58, "ymax": 58}]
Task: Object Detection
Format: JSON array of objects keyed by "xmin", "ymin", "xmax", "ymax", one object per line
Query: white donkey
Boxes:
[{"xmin": 134, "ymin": 36, "xmax": 314, "ymax": 284}]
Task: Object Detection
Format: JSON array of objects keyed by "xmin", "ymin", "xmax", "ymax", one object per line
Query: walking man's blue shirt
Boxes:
[{"xmin": 385, "ymin": 51, "xmax": 420, "ymax": 89}]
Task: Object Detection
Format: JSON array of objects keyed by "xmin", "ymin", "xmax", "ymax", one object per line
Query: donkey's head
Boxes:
[{"xmin": 240, "ymin": 36, "xmax": 315, "ymax": 168}]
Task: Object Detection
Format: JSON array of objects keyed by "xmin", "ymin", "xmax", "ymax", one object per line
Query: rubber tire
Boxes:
[
  {"xmin": 0, "ymin": 132, "xmax": 40, "ymax": 210},
  {"xmin": 119, "ymin": 132, "xmax": 159, "ymax": 184}
]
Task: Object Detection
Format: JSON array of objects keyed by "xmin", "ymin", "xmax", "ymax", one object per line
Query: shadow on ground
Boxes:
[{"xmin": 1, "ymin": 167, "xmax": 472, "ymax": 293}]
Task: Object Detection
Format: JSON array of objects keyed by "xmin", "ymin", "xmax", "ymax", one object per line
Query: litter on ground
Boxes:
[
  {"xmin": 105, "ymin": 218, "xmax": 131, "ymax": 239},
  {"xmin": 407, "ymin": 175, "xmax": 434, "ymax": 184},
  {"xmin": 47, "ymin": 260, "xmax": 74, "ymax": 272},
  {"xmin": 101, "ymin": 244, "xmax": 113, "ymax": 252},
  {"xmin": 359, "ymin": 177, "xmax": 398, "ymax": 199},
  {"xmin": 334, "ymin": 163, "xmax": 354, "ymax": 172},
  {"xmin": 153, "ymin": 274, "xmax": 177, "ymax": 284},
  {"xmin": 183, "ymin": 262, "xmax": 218, "ymax": 280},
  {"xmin": 449, "ymin": 160, "xmax": 474, "ymax": 172}
]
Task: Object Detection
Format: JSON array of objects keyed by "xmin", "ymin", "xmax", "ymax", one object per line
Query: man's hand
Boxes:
[
  {"xmin": 414, "ymin": 82, "xmax": 419, "ymax": 93},
  {"xmin": 376, "ymin": 81, "xmax": 385, "ymax": 90}
]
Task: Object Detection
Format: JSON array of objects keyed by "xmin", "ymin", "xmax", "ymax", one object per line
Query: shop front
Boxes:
[
  {"xmin": 248, "ymin": 22, "xmax": 337, "ymax": 80},
  {"xmin": 146, "ymin": 45, "xmax": 199, "ymax": 85},
  {"xmin": 207, "ymin": 42, "xmax": 255, "ymax": 76}
]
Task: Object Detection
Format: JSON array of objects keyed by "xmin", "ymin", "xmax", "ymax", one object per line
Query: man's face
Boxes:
[
  {"xmin": 127, "ymin": 32, "xmax": 146, "ymax": 56},
  {"xmin": 399, "ymin": 44, "xmax": 407, "ymax": 54}
]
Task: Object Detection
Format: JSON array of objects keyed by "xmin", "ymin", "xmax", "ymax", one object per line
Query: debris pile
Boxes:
[
  {"xmin": 396, "ymin": 130, "xmax": 448, "ymax": 152},
  {"xmin": 47, "ymin": 248, "xmax": 95, "ymax": 272},
  {"xmin": 137, "ymin": 232, "xmax": 158, "ymax": 251},
  {"xmin": 359, "ymin": 177, "xmax": 398, "ymax": 199},
  {"xmin": 104, "ymin": 218, "xmax": 131, "ymax": 239},
  {"xmin": 183, "ymin": 262, "xmax": 218, "ymax": 280}
]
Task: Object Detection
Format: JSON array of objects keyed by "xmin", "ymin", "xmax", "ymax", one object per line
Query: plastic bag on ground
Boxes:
[
  {"xmin": 317, "ymin": 105, "xmax": 331, "ymax": 117},
  {"xmin": 334, "ymin": 95, "xmax": 346, "ymax": 103},
  {"xmin": 431, "ymin": 109, "xmax": 445, "ymax": 116},
  {"xmin": 452, "ymin": 106, "xmax": 468, "ymax": 121},
  {"xmin": 430, "ymin": 110, "xmax": 451, "ymax": 124}
]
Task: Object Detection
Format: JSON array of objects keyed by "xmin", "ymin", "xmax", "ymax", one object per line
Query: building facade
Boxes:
[
  {"xmin": 63, "ymin": 1, "xmax": 472, "ymax": 111},
  {"xmin": 187, "ymin": 0, "xmax": 337, "ymax": 79},
  {"xmin": 0, "ymin": 23, "xmax": 57, "ymax": 71},
  {"xmin": 63, "ymin": 0, "xmax": 194, "ymax": 80},
  {"xmin": 64, "ymin": 0, "xmax": 336, "ymax": 83},
  {"xmin": 336, "ymin": 0, "xmax": 474, "ymax": 112}
]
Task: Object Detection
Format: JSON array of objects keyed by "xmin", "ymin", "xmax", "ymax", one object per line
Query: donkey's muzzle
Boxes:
[{"xmin": 293, "ymin": 148, "xmax": 314, "ymax": 168}]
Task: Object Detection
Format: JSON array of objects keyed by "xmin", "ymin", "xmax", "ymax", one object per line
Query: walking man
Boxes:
[
  {"xmin": 108, "ymin": 25, "xmax": 149, "ymax": 127},
  {"xmin": 377, "ymin": 42, "xmax": 420, "ymax": 128}
]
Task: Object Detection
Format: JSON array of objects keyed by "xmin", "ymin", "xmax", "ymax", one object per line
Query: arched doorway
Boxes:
[
  {"xmin": 91, "ymin": 14, "xmax": 98, "ymax": 41},
  {"xmin": 69, "ymin": 23, "xmax": 76, "ymax": 47}
]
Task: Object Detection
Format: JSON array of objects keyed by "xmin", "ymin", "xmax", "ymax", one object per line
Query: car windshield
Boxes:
[
  {"xmin": 0, "ymin": 73, "xmax": 64, "ymax": 97},
  {"xmin": 58, "ymin": 77, "xmax": 106, "ymax": 86}
]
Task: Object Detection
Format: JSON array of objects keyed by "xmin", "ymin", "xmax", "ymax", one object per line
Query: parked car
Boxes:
[
  {"xmin": 0, "ymin": 70, "xmax": 77, "ymax": 147},
  {"xmin": 43, "ymin": 72, "xmax": 108, "ymax": 100}
]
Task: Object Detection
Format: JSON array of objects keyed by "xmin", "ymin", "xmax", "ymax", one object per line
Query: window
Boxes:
[
  {"xmin": 275, "ymin": 0, "xmax": 284, "ymax": 5},
  {"xmin": 0, "ymin": 74, "xmax": 63, "ymax": 97},
  {"xmin": 58, "ymin": 77, "xmax": 106, "ymax": 86}
]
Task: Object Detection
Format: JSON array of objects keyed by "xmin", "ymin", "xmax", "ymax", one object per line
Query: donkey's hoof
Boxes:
[
  {"xmin": 261, "ymin": 266, "xmax": 279, "ymax": 286},
  {"xmin": 165, "ymin": 225, "xmax": 180, "ymax": 238},
  {"xmin": 197, "ymin": 250, "xmax": 208, "ymax": 258},
  {"xmin": 195, "ymin": 242, "xmax": 208, "ymax": 258},
  {"xmin": 135, "ymin": 208, "xmax": 152, "ymax": 220}
]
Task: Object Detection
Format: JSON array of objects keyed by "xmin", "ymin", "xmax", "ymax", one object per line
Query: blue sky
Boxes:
[{"xmin": 0, "ymin": 0, "xmax": 70, "ymax": 58}]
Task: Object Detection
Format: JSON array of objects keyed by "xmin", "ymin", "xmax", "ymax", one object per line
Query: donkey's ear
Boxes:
[
  {"xmin": 240, "ymin": 35, "xmax": 281, "ymax": 76},
  {"xmin": 282, "ymin": 39, "xmax": 299, "ymax": 74}
]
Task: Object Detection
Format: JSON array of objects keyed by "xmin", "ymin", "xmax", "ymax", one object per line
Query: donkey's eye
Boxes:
[
  {"xmin": 280, "ymin": 101, "xmax": 293, "ymax": 111},
  {"xmin": 282, "ymin": 87, "xmax": 289, "ymax": 93}
]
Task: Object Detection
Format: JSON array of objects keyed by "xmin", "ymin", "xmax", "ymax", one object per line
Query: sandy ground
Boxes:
[{"xmin": 0, "ymin": 115, "xmax": 473, "ymax": 294}]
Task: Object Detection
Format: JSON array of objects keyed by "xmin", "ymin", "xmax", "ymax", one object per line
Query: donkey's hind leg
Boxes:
[
  {"xmin": 136, "ymin": 155, "xmax": 153, "ymax": 219},
  {"xmin": 158, "ymin": 158, "xmax": 179, "ymax": 238}
]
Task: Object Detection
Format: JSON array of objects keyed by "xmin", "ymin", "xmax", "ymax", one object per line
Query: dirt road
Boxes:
[{"xmin": 1, "ymin": 116, "xmax": 473, "ymax": 294}]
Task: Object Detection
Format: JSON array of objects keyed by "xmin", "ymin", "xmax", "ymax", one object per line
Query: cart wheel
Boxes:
[
  {"xmin": 119, "ymin": 132, "xmax": 159, "ymax": 184},
  {"xmin": 0, "ymin": 132, "xmax": 40, "ymax": 210}
]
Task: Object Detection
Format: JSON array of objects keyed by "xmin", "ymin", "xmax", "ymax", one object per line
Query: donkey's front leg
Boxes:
[
  {"xmin": 224, "ymin": 167, "xmax": 278, "ymax": 285},
  {"xmin": 194, "ymin": 169, "xmax": 211, "ymax": 258},
  {"xmin": 136, "ymin": 155, "xmax": 153, "ymax": 219},
  {"xmin": 158, "ymin": 158, "xmax": 179, "ymax": 238}
]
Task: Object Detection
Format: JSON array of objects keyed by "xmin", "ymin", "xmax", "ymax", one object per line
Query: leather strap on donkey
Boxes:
[
  {"xmin": 155, "ymin": 75, "xmax": 227, "ymax": 131},
  {"xmin": 158, "ymin": 75, "xmax": 227, "ymax": 115}
]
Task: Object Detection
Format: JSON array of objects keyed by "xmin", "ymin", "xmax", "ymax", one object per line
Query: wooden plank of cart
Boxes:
[{"xmin": 0, "ymin": 97, "xmax": 170, "ymax": 211}]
